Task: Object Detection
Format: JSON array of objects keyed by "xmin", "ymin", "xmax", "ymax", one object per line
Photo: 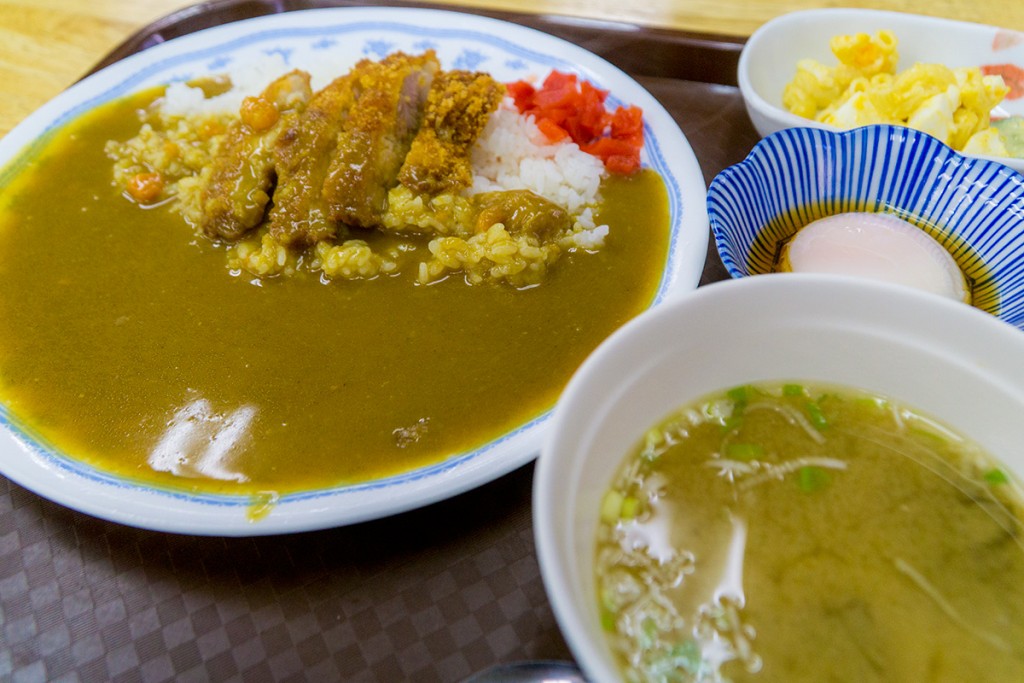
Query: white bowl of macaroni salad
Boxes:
[{"xmin": 738, "ymin": 8, "xmax": 1024, "ymax": 173}]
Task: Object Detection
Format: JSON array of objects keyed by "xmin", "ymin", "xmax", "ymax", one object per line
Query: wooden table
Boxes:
[{"xmin": 2, "ymin": 0, "xmax": 1024, "ymax": 138}]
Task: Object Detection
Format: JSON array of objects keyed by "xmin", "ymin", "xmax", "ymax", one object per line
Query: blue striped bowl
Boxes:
[{"xmin": 708, "ymin": 125, "xmax": 1024, "ymax": 328}]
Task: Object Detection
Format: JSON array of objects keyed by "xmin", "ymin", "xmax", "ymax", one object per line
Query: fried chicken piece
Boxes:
[
  {"xmin": 196, "ymin": 70, "xmax": 312, "ymax": 241},
  {"xmin": 266, "ymin": 63, "xmax": 375, "ymax": 246},
  {"xmin": 397, "ymin": 70, "xmax": 505, "ymax": 195},
  {"xmin": 321, "ymin": 51, "xmax": 440, "ymax": 229}
]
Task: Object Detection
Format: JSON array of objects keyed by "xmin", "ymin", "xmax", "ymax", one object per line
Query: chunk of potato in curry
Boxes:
[{"xmin": 0, "ymin": 91, "xmax": 670, "ymax": 494}]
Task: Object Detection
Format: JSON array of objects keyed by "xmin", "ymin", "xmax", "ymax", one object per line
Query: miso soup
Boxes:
[{"xmin": 595, "ymin": 383, "xmax": 1024, "ymax": 682}]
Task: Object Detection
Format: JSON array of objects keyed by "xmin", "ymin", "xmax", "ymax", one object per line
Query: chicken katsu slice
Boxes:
[
  {"xmin": 196, "ymin": 70, "xmax": 312, "ymax": 241},
  {"xmin": 266, "ymin": 61, "xmax": 378, "ymax": 246},
  {"xmin": 397, "ymin": 70, "xmax": 505, "ymax": 195},
  {"xmin": 322, "ymin": 51, "xmax": 440, "ymax": 229}
]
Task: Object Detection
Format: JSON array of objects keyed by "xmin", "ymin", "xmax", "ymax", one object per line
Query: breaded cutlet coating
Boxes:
[
  {"xmin": 197, "ymin": 70, "xmax": 312, "ymax": 241},
  {"xmin": 322, "ymin": 51, "xmax": 439, "ymax": 229},
  {"xmin": 398, "ymin": 71, "xmax": 505, "ymax": 195},
  {"xmin": 266, "ymin": 64, "xmax": 368, "ymax": 246}
]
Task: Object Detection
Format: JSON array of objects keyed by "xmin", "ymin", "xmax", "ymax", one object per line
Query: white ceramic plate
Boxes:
[
  {"xmin": 0, "ymin": 8, "xmax": 708, "ymax": 535},
  {"xmin": 738, "ymin": 8, "xmax": 1024, "ymax": 173}
]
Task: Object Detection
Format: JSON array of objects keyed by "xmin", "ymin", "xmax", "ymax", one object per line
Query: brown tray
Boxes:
[{"xmin": 1, "ymin": 1, "xmax": 759, "ymax": 680}]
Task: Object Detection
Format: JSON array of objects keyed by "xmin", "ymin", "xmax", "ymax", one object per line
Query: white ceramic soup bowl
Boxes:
[
  {"xmin": 738, "ymin": 8, "xmax": 1024, "ymax": 174},
  {"xmin": 533, "ymin": 274, "xmax": 1024, "ymax": 682}
]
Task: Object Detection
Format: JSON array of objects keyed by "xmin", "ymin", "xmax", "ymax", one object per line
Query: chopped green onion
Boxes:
[
  {"xmin": 798, "ymin": 465, "xmax": 829, "ymax": 492},
  {"xmin": 720, "ymin": 386, "xmax": 752, "ymax": 432},
  {"xmin": 669, "ymin": 640, "xmax": 702, "ymax": 674},
  {"xmin": 600, "ymin": 608, "xmax": 617, "ymax": 632},
  {"xmin": 727, "ymin": 385, "xmax": 751, "ymax": 404},
  {"xmin": 984, "ymin": 468, "xmax": 1009, "ymax": 485},
  {"xmin": 805, "ymin": 401, "xmax": 829, "ymax": 430},
  {"xmin": 726, "ymin": 443, "xmax": 764, "ymax": 461},
  {"xmin": 601, "ymin": 490, "xmax": 624, "ymax": 523},
  {"xmin": 641, "ymin": 427, "xmax": 667, "ymax": 461},
  {"xmin": 644, "ymin": 426, "xmax": 665, "ymax": 448},
  {"xmin": 640, "ymin": 617, "xmax": 658, "ymax": 648},
  {"xmin": 854, "ymin": 396, "xmax": 886, "ymax": 411},
  {"xmin": 783, "ymin": 383, "xmax": 805, "ymax": 397},
  {"xmin": 620, "ymin": 496, "xmax": 643, "ymax": 520}
]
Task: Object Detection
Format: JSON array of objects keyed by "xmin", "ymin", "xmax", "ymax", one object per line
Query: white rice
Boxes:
[
  {"xmin": 161, "ymin": 54, "xmax": 340, "ymax": 118},
  {"xmin": 469, "ymin": 105, "xmax": 606, "ymax": 215},
  {"xmin": 469, "ymin": 105, "xmax": 610, "ymax": 248}
]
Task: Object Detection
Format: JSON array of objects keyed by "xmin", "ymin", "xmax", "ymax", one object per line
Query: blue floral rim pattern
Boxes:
[{"xmin": 0, "ymin": 12, "xmax": 694, "ymax": 513}]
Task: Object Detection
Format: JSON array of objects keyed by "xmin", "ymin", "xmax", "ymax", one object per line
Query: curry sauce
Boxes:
[{"xmin": 0, "ymin": 94, "xmax": 670, "ymax": 494}]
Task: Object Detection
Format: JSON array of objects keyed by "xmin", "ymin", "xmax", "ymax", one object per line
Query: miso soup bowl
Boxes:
[
  {"xmin": 707, "ymin": 124, "xmax": 1024, "ymax": 329},
  {"xmin": 533, "ymin": 274, "xmax": 1024, "ymax": 682}
]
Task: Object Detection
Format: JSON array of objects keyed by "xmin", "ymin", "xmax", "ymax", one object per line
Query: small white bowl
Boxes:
[
  {"xmin": 738, "ymin": 8, "xmax": 1024, "ymax": 174},
  {"xmin": 534, "ymin": 274, "xmax": 1024, "ymax": 682}
]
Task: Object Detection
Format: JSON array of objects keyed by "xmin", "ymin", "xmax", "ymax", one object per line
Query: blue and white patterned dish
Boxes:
[
  {"xmin": 0, "ymin": 8, "xmax": 709, "ymax": 535},
  {"xmin": 707, "ymin": 124, "xmax": 1024, "ymax": 329}
]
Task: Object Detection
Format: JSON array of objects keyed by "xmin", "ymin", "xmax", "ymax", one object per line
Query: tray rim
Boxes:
[{"xmin": 87, "ymin": 0, "xmax": 746, "ymax": 85}]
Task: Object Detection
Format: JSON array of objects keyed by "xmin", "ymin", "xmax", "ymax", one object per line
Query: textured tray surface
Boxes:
[{"xmin": 1, "ymin": 2, "xmax": 758, "ymax": 680}]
